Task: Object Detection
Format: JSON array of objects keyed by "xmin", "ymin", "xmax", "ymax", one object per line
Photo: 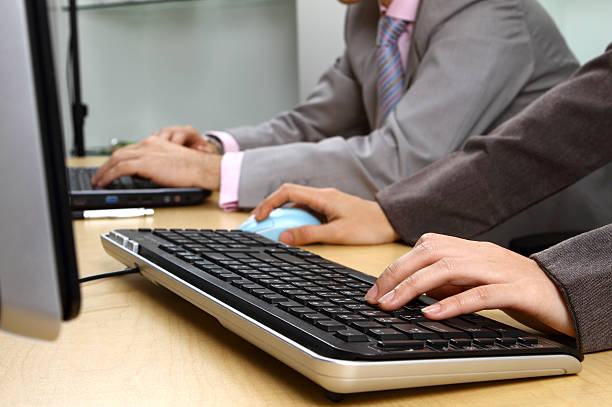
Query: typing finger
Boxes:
[
  {"xmin": 365, "ymin": 233, "xmax": 468, "ymax": 304},
  {"xmin": 377, "ymin": 257, "xmax": 501, "ymax": 310},
  {"xmin": 92, "ymin": 149, "xmax": 142, "ymax": 186},
  {"xmin": 421, "ymin": 284, "xmax": 517, "ymax": 320},
  {"xmin": 94, "ymin": 158, "xmax": 142, "ymax": 188}
]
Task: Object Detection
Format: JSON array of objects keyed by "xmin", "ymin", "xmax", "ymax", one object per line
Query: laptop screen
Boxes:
[{"xmin": 0, "ymin": 0, "xmax": 80, "ymax": 339}]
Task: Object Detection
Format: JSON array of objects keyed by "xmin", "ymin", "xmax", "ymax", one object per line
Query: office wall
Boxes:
[
  {"xmin": 296, "ymin": 0, "xmax": 345, "ymax": 101},
  {"xmin": 65, "ymin": 0, "xmax": 612, "ymax": 154},
  {"xmin": 64, "ymin": 0, "xmax": 298, "ymax": 153},
  {"xmin": 539, "ymin": 0, "xmax": 612, "ymax": 64}
]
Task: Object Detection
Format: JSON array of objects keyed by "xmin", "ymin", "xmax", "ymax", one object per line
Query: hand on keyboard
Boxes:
[
  {"xmin": 91, "ymin": 136, "xmax": 222, "ymax": 190},
  {"xmin": 365, "ymin": 233, "xmax": 576, "ymax": 338}
]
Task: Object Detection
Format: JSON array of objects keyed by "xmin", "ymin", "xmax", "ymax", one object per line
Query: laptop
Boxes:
[{"xmin": 67, "ymin": 166, "xmax": 210, "ymax": 210}]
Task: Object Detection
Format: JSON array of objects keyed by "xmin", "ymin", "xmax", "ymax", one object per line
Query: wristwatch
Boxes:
[{"xmin": 203, "ymin": 134, "xmax": 224, "ymax": 154}]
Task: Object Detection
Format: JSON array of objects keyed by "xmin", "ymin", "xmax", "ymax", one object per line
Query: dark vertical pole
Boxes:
[{"xmin": 68, "ymin": 0, "xmax": 87, "ymax": 156}]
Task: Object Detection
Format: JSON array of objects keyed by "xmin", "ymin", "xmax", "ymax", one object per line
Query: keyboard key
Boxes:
[
  {"xmin": 262, "ymin": 294, "xmax": 287, "ymax": 304},
  {"xmin": 316, "ymin": 320, "xmax": 348, "ymax": 332},
  {"xmin": 449, "ymin": 338, "xmax": 472, "ymax": 348},
  {"xmin": 303, "ymin": 313, "xmax": 329, "ymax": 324},
  {"xmin": 444, "ymin": 318, "xmax": 498, "ymax": 338},
  {"xmin": 337, "ymin": 314, "xmax": 368, "ymax": 324},
  {"xmin": 495, "ymin": 338, "xmax": 518, "ymax": 347},
  {"xmin": 473, "ymin": 338, "xmax": 495, "ymax": 347},
  {"xmin": 367, "ymin": 328, "xmax": 408, "ymax": 341},
  {"xmin": 289, "ymin": 307, "xmax": 316, "ymax": 318},
  {"xmin": 335, "ymin": 329, "xmax": 369, "ymax": 342},
  {"xmin": 518, "ymin": 337, "xmax": 539, "ymax": 346},
  {"xmin": 393, "ymin": 323, "xmax": 439, "ymax": 339},
  {"xmin": 417, "ymin": 321, "xmax": 471, "ymax": 339},
  {"xmin": 375, "ymin": 317, "xmax": 404, "ymax": 326},
  {"xmin": 351, "ymin": 321, "xmax": 385, "ymax": 332},
  {"xmin": 426, "ymin": 339, "xmax": 448, "ymax": 350}
]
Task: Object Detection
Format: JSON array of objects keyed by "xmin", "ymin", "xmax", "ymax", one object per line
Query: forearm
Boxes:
[
  {"xmin": 377, "ymin": 45, "xmax": 612, "ymax": 244},
  {"xmin": 531, "ymin": 224, "xmax": 612, "ymax": 353}
]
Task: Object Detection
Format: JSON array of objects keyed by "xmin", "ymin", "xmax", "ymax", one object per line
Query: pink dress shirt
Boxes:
[{"xmin": 214, "ymin": 0, "xmax": 420, "ymax": 211}]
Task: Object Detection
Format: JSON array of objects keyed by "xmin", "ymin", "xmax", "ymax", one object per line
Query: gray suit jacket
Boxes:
[
  {"xmin": 227, "ymin": 0, "xmax": 577, "ymax": 209},
  {"xmin": 376, "ymin": 45, "xmax": 612, "ymax": 352}
]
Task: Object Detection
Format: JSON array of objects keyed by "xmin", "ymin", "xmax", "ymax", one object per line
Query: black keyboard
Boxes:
[
  {"xmin": 68, "ymin": 167, "xmax": 161, "ymax": 191},
  {"xmin": 106, "ymin": 228, "xmax": 581, "ymax": 362}
]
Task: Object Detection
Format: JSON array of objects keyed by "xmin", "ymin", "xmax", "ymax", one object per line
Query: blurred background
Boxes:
[{"xmin": 54, "ymin": 0, "xmax": 612, "ymax": 155}]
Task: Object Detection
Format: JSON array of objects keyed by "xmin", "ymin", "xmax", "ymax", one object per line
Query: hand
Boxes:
[
  {"xmin": 253, "ymin": 183, "xmax": 400, "ymax": 245},
  {"xmin": 91, "ymin": 136, "xmax": 222, "ymax": 190},
  {"xmin": 152, "ymin": 125, "xmax": 219, "ymax": 154},
  {"xmin": 365, "ymin": 233, "xmax": 576, "ymax": 337}
]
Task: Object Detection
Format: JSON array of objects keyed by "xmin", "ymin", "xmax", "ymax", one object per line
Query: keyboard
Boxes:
[
  {"xmin": 68, "ymin": 166, "xmax": 160, "ymax": 191},
  {"xmin": 101, "ymin": 228, "xmax": 582, "ymax": 395}
]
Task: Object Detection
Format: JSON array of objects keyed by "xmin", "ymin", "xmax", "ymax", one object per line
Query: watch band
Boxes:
[{"xmin": 203, "ymin": 134, "xmax": 224, "ymax": 154}]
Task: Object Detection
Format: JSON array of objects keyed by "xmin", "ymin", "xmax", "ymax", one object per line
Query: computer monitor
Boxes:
[{"xmin": 0, "ymin": 0, "xmax": 80, "ymax": 340}]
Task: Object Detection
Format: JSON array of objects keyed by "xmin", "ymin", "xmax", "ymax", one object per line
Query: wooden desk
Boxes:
[{"xmin": 1, "ymin": 159, "xmax": 611, "ymax": 406}]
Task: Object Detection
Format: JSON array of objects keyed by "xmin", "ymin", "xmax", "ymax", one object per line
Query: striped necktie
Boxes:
[{"xmin": 375, "ymin": 15, "xmax": 409, "ymax": 128}]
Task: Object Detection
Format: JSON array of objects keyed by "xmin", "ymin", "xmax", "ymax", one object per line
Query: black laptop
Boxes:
[{"xmin": 67, "ymin": 166, "xmax": 210, "ymax": 210}]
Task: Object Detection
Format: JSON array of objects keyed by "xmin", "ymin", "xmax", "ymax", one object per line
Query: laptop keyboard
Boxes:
[
  {"xmin": 68, "ymin": 167, "xmax": 161, "ymax": 191},
  {"xmin": 110, "ymin": 228, "xmax": 580, "ymax": 361}
]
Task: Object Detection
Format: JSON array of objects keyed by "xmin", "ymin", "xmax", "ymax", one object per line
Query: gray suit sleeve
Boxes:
[
  {"xmin": 376, "ymin": 45, "xmax": 612, "ymax": 245},
  {"xmin": 235, "ymin": 4, "xmax": 543, "ymax": 207},
  {"xmin": 531, "ymin": 224, "xmax": 612, "ymax": 353}
]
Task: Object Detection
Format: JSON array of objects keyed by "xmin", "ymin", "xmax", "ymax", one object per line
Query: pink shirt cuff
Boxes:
[
  {"xmin": 218, "ymin": 151, "xmax": 244, "ymax": 212},
  {"xmin": 207, "ymin": 131, "xmax": 240, "ymax": 153}
]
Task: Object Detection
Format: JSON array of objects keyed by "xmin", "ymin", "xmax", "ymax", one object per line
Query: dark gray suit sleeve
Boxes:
[
  {"xmin": 531, "ymin": 224, "xmax": 612, "ymax": 353},
  {"xmin": 376, "ymin": 45, "xmax": 612, "ymax": 245}
]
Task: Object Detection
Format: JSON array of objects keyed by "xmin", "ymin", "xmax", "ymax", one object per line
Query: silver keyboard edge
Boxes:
[{"xmin": 100, "ymin": 233, "xmax": 582, "ymax": 394}]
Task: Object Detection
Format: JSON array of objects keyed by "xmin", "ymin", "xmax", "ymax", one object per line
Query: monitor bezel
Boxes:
[{"xmin": 25, "ymin": 0, "xmax": 80, "ymax": 321}]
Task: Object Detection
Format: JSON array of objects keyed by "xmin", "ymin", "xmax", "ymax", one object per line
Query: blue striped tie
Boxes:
[{"xmin": 376, "ymin": 15, "xmax": 409, "ymax": 128}]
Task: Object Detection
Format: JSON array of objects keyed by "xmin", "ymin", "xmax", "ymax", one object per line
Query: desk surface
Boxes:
[{"xmin": 1, "ymin": 158, "xmax": 611, "ymax": 406}]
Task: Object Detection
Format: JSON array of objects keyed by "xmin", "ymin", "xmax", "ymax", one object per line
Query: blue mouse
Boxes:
[{"xmin": 237, "ymin": 207, "xmax": 321, "ymax": 242}]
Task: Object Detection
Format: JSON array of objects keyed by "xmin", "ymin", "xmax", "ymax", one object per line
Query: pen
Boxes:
[{"xmin": 72, "ymin": 208, "xmax": 154, "ymax": 220}]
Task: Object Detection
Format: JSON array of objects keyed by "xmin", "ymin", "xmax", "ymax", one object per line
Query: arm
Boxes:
[
  {"xmin": 376, "ymin": 45, "xmax": 612, "ymax": 245},
  {"xmin": 532, "ymin": 224, "xmax": 612, "ymax": 353}
]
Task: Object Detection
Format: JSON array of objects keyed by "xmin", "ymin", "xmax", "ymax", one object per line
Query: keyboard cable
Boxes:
[{"xmin": 79, "ymin": 266, "xmax": 140, "ymax": 284}]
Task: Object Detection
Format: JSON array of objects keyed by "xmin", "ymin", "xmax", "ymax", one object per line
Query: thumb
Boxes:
[{"xmin": 279, "ymin": 224, "xmax": 336, "ymax": 245}]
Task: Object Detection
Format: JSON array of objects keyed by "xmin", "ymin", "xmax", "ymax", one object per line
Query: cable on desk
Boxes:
[{"xmin": 79, "ymin": 266, "xmax": 140, "ymax": 283}]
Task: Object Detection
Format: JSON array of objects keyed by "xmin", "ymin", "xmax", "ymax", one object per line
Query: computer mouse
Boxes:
[{"xmin": 237, "ymin": 207, "xmax": 322, "ymax": 242}]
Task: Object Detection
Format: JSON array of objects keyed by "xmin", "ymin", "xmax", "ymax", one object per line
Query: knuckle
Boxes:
[
  {"xmin": 438, "ymin": 257, "xmax": 456, "ymax": 275},
  {"xmin": 382, "ymin": 261, "xmax": 403, "ymax": 279},
  {"xmin": 471, "ymin": 286, "xmax": 491, "ymax": 305},
  {"xmin": 416, "ymin": 232, "xmax": 441, "ymax": 246}
]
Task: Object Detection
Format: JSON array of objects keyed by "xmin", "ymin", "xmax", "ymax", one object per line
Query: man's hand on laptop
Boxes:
[
  {"xmin": 365, "ymin": 233, "xmax": 576, "ymax": 338},
  {"xmin": 253, "ymin": 183, "xmax": 400, "ymax": 245},
  {"xmin": 91, "ymin": 135, "xmax": 221, "ymax": 190},
  {"xmin": 151, "ymin": 125, "xmax": 219, "ymax": 154}
]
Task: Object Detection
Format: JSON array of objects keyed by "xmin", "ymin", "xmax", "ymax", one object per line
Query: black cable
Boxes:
[{"xmin": 79, "ymin": 266, "xmax": 140, "ymax": 283}]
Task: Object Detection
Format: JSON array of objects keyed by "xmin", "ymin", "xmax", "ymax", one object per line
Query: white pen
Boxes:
[{"xmin": 72, "ymin": 207, "xmax": 154, "ymax": 220}]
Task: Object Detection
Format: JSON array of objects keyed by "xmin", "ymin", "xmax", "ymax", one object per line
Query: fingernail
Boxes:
[
  {"xmin": 422, "ymin": 303, "xmax": 441, "ymax": 315},
  {"xmin": 279, "ymin": 231, "xmax": 293, "ymax": 245},
  {"xmin": 364, "ymin": 285, "xmax": 378, "ymax": 302},
  {"xmin": 378, "ymin": 290, "xmax": 395, "ymax": 305}
]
